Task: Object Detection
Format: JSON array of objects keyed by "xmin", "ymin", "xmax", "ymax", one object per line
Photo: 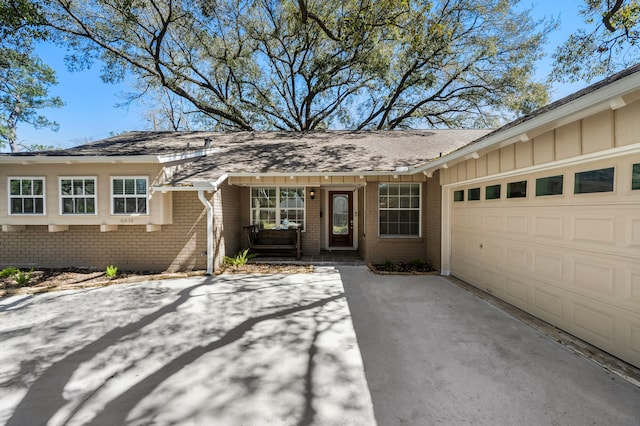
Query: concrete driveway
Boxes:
[
  {"xmin": 2, "ymin": 266, "xmax": 640, "ymax": 426},
  {"xmin": 339, "ymin": 266, "xmax": 640, "ymax": 426},
  {"xmin": 0, "ymin": 268, "xmax": 374, "ymax": 425}
]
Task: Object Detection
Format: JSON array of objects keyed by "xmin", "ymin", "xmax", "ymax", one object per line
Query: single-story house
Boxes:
[{"xmin": 2, "ymin": 64, "xmax": 640, "ymax": 369}]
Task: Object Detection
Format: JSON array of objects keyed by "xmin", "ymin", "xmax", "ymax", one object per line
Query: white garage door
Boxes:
[{"xmin": 448, "ymin": 155, "xmax": 640, "ymax": 368}]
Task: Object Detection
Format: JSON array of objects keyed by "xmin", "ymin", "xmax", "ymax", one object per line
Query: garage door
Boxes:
[{"xmin": 448, "ymin": 156, "xmax": 640, "ymax": 368}]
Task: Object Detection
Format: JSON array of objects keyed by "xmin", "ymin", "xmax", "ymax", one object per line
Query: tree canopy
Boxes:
[
  {"xmin": 32, "ymin": 0, "xmax": 552, "ymax": 131},
  {"xmin": 553, "ymin": 0, "xmax": 640, "ymax": 82},
  {"xmin": 0, "ymin": 0, "xmax": 63, "ymax": 152}
]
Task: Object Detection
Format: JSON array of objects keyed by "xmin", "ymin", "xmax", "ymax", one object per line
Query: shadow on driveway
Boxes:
[
  {"xmin": 0, "ymin": 270, "xmax": 374, "ymax": 425},
  {"xmin": 339, "ymin": 266, "xmax": 640, "ymax": 426}
]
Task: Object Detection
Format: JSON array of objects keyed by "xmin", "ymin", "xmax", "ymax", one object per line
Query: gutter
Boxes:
[{"xmin": 0, "ymin": 148, "xmax": 219, "ymax": 165}]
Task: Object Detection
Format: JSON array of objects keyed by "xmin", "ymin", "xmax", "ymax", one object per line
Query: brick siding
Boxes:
[{"xmin": 0, "ymin": 191, "xmax": 211, "ymax": 273}]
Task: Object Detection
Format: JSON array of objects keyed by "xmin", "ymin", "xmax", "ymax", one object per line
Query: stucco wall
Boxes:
[{"xmin": 0, "ymin": 191, "xmax": 208, "ymax": 272}]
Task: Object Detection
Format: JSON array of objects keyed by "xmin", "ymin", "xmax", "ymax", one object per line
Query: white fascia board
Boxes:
[
  {"xmin": 0, "ymin": 148, "xmax": 216, "ymax": 165},
  {"xmin": 225, "ymin": 170, "xmax": 415, "ymax": 178},
  {"xmin": 0, "ymin": 155, "xmax": 161, "ymax": 164},
  {"xmin": 416, "ymin": 71, "xmax": 640, "ymax": 175},
  {"xmin": 152, "ymin": 173, "xmax": 229, "ymax": 193},
  {"xmin": 157, "ymin": 147, "xmax": 218, "ymax": 163}
]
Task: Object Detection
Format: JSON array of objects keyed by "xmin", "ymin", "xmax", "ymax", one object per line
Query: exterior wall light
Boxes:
[{"xmin": 310, "ymin": 189, "xmax": 315, "ymax": 200}]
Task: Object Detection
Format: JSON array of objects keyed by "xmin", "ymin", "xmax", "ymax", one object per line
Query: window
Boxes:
[
  {"xmin": 60, "ymin": 177, "xmax": 96, "ymax": 214},
  {"xmin": 633, "ymin": 163, "xmax": 640, "ymax": 190},
  {"xmin": 251, "ymin": 187, "xmax": 304, "ymax": 229},
  {"xmin": 486, "ymin": 184, "xmax": 501, "ymax": 200},
  {"xmin": 379, "ymin": 183, "xmax": 420, "ymax": 236},
  {"xmin": 507, "ymin": 180, "xmax": 527, "ymax": 198},
  {"xmin": 453, "ymin": 190, "xmax": 464, "ymax": 202},
  {"xmin": 9, "ymin": 177, "xmax": 45, "ymax": 214},
  {"xmin": 574, "ymin": 167, "xmax": 614, "ymax": 194},
  {"xmin": 536, "ymin": 175, "xmax": 563, "ymax": 196},
  {"xmin": 112, "ymin": 177, "xmax": 148, "ymax": 214},
  {"xmin": 468, "ymin": 188, "xmax": 480, "ymax": 201}
]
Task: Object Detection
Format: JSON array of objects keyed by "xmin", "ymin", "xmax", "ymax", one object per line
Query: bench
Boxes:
[{"xmin": 244, "ymin": 225, "xmax": 302, "ymax": 260}]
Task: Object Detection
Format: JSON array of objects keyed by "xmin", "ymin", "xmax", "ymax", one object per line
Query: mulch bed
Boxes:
[
  {"xmin": 0, "ymin": 264, "xmax": 315, "ymax": 298},
  {"xmin": 368, "ymin": 261, "xmax": 437, "ymax": 275}
]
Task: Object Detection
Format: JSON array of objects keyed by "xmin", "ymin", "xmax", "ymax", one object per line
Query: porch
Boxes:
[{"xmin": 251, "ymin": 250, "xmax": 366, "ymax": 265}]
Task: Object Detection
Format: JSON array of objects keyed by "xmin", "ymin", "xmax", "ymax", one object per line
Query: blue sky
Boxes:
[{"xmin": 16, "ymin": 0, "xmax": 585, "ymax": 150}]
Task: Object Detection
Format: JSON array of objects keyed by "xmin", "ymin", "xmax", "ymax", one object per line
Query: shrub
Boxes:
[
  {"xmin": 14, "ymin": 269, "xmax": 33, "ymax": 287},
  {"xmin": 106, "ymin": 265, "xmax": 118, "ymax": 278},
  {"xmin": 224, "ymin": 249, "xmax": 258, "ymax": 267},
  {"xmin": 0, "ymin": 267, "xmax": 20, "ymax": 279},
  {"xmin": 410, "ymin": 259, "xmax": 426, "ymax": 268}
]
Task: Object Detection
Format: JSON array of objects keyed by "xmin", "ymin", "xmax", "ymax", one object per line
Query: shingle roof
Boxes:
[
  {"xmin": 155, "ymin": 130, "xmax": 490, "ymax": 184},
  {"xmin": 6, "ymin": 129, "xmax": 489, "ymax": 184}
]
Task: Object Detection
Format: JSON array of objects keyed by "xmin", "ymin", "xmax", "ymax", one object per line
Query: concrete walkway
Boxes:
[
  {"xmin": 339, "ymin": 266, "xmax": 640, "ymax": 426},
  {"xmin": 0, "ymin": 270, "xmax": 374, "ymax": 425}
]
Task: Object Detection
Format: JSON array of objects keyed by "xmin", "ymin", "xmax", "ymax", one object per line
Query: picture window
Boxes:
[{"xmin": 251, "ymin": 187, "xmax": 305, "ymax": 229}]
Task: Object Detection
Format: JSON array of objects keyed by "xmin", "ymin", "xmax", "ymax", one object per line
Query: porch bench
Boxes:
[{"xmin": 244, "ymin": 225, "xmax": 302, "ymax": 260}]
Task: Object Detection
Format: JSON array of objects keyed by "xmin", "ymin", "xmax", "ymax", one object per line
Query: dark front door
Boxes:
[{"xmin": 329, "ymin": 191, "xmax": 353, "ymax": 247}]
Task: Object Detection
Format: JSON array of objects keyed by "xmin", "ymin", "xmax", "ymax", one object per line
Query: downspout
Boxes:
[
  {"xmin": 197, "ymin": 190, "xmax": 215, "ymax": 276},
  {"xmin": 194, "ymin": 174, "xmax": 228, "ymax": 276}
]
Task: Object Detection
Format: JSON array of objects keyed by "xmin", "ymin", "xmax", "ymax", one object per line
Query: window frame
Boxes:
[
  {"xmin": 8, "ymin": 176, "xmax": 46, "ymax": 215},
  {"xmin": 467, "ymin": 187, "xmax": 481, "ymax": 201},
  {"xmin": 506, "ymin": 180, "xmax": 528, "ymax": 199},
  {"xmin": 250, "ymin": 186, "xmax": 306, "ymax": 230},
  {"xmin": 632, "ymin": 163, "xmax": 640, "ymax": 191},
  {"xmin": 535, "ymin": 175, "xmax": 564, "ymax": 197},
  {"xmin": 574, "ymin": 167, "xmax": 615, "ymax": 194},
  {"xmin": 378, "ymin": 183, "xmax": 422, "ymax": 237},
  {"xmin": 59, "ymin": 176, "xmax": 98, "ymax": 215},
  {"xmin": 485, "ymin": 184, "xmax": 501, "ymax": 200},
  {"xmin": 110, "ymin": 176, "xmax": 149, "ymax": 215}
]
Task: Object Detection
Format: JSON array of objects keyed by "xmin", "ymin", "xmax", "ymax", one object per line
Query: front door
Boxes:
[{"xmin": 329, "ymin": 191, "xmax": 353, "ymax": 247}]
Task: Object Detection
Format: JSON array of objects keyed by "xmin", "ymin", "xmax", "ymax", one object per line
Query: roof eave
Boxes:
[
  {"xmin": 0, "ymin": 147, "xmax": 216, "ymax": 164},
  {"xmin": 416, "ymin": 69, "xmax": 640, "ymax": 175}
]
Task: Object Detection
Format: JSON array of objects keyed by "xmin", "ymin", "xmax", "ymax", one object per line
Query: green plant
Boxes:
[
  {"xmin": 410, "ymin": 259, "xmax": 426, "ymax": 268},
  {"xmin": 106, "ymin": 265, "xmax": 118, "ymax": 278},
  {"xmin": 224, "ymin": 249, "xmax": 258, "ymax": 267},
  {"xmin": 14, "ymin": 269, "xmax": 33, "ymax": 287},
  {"xmin": 384, "ymin": 260, "xmax": 395, "ymax": 270},
  {"xmin": 0, "ymin": 267, "xmax": 20, "ymax": 279}
]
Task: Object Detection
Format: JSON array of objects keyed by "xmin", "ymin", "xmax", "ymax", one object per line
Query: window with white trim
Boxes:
[
  {"xmin": 111, "ymin": 177, "xmax": 148, "ymax": 214},
  {"xmin": 9, "ymin": 177, "xmax": 45, "ymax": 215},
  {"xmin": 60, "ymin": 177, "xmax": 96, "ymax": 214},
  {"xmin": 378, "ymin": 183, "xmax": 420, "ymax": 236},
  {"xmin": 251, "ymin": 187, "xmax": 305, "ymax": 229}
]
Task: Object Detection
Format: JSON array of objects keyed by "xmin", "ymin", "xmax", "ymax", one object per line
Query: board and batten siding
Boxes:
[{"xmin": 442, "ymin": 100, "xmax": 640, "ymax": 368}]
